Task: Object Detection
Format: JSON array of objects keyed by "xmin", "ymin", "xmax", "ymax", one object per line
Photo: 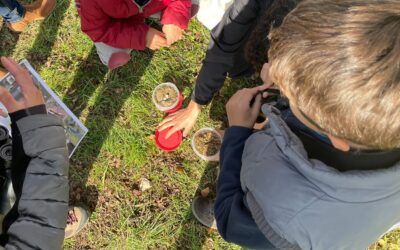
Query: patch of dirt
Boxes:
[
  {"xmin": 154, "ymin": 85, "xmax": 178, "ymax": 108},
  {"xmin": 194, "ymin": 131, "xmax": 221, "ymax": 156}
]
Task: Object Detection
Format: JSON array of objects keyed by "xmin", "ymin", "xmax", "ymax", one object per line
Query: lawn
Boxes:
[{"xmin": 1, "ymin": 0, "xmax": 399, "ymax": 249}]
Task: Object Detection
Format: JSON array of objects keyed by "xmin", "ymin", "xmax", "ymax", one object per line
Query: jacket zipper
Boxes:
[{"xmin": 132, "ymin": 0, "xmax": 153, "ymax": 13}]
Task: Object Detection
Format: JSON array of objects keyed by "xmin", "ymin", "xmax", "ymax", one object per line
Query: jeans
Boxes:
[{"xmin": 0, "ymin": 0, "xmax": 25, "ymax": 23}]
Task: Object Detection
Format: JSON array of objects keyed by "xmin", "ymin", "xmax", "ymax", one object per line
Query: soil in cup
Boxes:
[
  {"xmin": 194, "ymin": 131, "xmax": 221, "ymax": 156},
  {"xmin": 155, "ymin": 85, "xmax": 178, "ymax": 108}
]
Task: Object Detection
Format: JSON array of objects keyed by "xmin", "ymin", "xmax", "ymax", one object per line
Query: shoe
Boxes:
[
  {"xmin": 191, "ymin": 196, "xmax": 217, "ymax": 230},
  {"xmin": 7, "ymin": 0, "xmax": 56, "ymax": 33},
  {"xmin": 108, "ymin": 52, "xmax": 131, "ymax": 70},
  {"xmin": 0, "ymin": 68, "xmax": 7, "ymax": 79},
  {"xmin": 64, "ymin": 206, "xmax": 89, "ymax": 239}
]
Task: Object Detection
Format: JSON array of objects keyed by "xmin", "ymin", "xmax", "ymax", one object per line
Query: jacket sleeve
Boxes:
[
  {"xmin": 80, "ymin": 1, "xmax": 149, "ymax": 49},
  {"xmin": 5, "ymin": 114, "xmax": 69, "ymax": 250},
  {"xmin": 192, "ymin": 0, "xmax": 267, "ymax": 105},
  {"xmin": 160, "ymin": 0, "xmax": 191, "ymax": 29},
  {"xmin": 215, "ymin": 127, "xmax": 274, "ymax": 249}
]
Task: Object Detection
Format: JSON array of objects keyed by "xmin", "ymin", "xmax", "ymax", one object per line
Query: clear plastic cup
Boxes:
[
  {"xmin": 152, "ymin": 82, "xmax": 181, "ymax": 112},
  {"xmin": 191, "ymin": 128, "xmax": 222, "ymax": 161}
]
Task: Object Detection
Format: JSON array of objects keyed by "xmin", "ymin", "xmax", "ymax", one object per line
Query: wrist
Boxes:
[
  {"xmin": 188, "ymin": 101, "xmax": 201, "ymax": 113},
  {"xmin": 10, "ymin": 104, "xmax": 47, "ymax": 124},
  {"xmin": 229, "ymin": 123, "xmax": 253, "ymax": 129}
]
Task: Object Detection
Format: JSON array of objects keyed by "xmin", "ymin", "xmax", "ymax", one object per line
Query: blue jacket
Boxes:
[{"xmin": 216, "ymin": 105, "xmax": 400, "ymax": 249}]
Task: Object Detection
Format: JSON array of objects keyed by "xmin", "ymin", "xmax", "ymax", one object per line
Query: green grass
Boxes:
[{"xmin": 1, "ymin": 1, "xmax": 399, "ymax": 249}]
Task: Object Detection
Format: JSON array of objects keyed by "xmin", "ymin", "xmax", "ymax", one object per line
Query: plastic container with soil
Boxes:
[
  {"xmin": 192, "ymin": 128, "xmax": 222, "ymax": 161},
  {"xmin": 152, "ymin": 82, "xmax": 183, "ymax": 113},
  {"xmin": 155, "ymin": 127, "xmax": 183, "ymax": 152}
]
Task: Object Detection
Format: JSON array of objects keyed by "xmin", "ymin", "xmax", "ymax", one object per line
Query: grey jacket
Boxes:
[
  {"xmin": 3, "ymin": 114, "xmax": 69, "ymax": 250},
  {"xmin": 241, "ymin": 105, "xmax": 400, "ymax": 249}
]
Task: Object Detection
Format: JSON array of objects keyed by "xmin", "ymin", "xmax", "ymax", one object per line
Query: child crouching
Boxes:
[
  {"xmin": 77, "ymin": 0, "xmax": 193, "ymax": 70},
  {"xmin": 216, "ymin": 0, "xmax": 400, "ymax": 249}
]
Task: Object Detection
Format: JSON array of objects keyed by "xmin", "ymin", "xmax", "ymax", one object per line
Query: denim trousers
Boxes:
[{"xmin": 0, "ymin": 0, "xmax": 25, "ymax": 23}]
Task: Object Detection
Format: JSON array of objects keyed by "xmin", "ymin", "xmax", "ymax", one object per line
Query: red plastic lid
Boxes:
[
  {"xmin": 155, "ymin": 127, "xmax": 183, "ymax": 151},
  {"xmin": 166, "ymin": 93, "xmax": 184, "ymax": 114}
]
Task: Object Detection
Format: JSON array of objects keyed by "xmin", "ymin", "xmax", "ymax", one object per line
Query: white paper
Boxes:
[{"xmin": 0, "ymin": 60, "xmax": 88, "ymax": 158}]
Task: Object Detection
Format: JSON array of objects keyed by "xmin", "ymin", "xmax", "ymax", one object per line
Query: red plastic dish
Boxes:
[{"xmin": 155, "ymin": 127, "xmax": 183, "ymax": 151}]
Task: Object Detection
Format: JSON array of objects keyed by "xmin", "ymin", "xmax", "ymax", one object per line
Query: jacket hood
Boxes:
[{"xmin": 260, "ymin": 104, "xmax": 400, "ymax": 203}]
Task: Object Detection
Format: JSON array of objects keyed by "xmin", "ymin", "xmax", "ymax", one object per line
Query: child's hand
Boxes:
[
  {"xmin": 162, "ymin": 24, "xmax": 183, "ymax": 46},
  {"xmin": 157, "ymin": 100, "xmax": 201, "ymax": 138},
  {"xmin": 0, "ymin": 57, "xmax": 44, "ymax": 116},
  {"xmin": 226, "ymin": 86, "xmax": 268, "ymax": 128},
  {"xmin": 146, "ymin": 28, "xmax": 168, "ymax": 50}
]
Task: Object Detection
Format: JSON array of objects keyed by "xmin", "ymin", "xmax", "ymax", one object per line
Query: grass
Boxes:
[{"xmin": 1, "ymin": 0, "xmax": 399, "ymax": 249}]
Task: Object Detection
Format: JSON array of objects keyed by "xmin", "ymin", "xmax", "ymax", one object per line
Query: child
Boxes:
[
  {"xmin": 157, "ymin": 0, "xmax": 298, "ymax": 139},
  {"xmin": 216, "ymin": 0, "xmax": 400, "ymax": 249},
  {"xmin": 0, "ymin": 57, "xmax": 89, "ymax": 244},
  {"xmin": 0, "ymin": 0, "xmax": 56, "ymax": 78},
  {"xmin": 77, "ymin": 0, "xmax": 193, "ymax": 70},
  {"xmin": 0, "ymin": 57, "xmax": 68, "ymax": 248},
  {"xmin": 0, "ymin": 0, "xmax": 55, "ymax": 33}
]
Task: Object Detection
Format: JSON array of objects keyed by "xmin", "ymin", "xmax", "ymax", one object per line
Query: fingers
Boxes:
[
  {"xmin": 0, "ymin": 108, "xmax": 8, "ymax": 118},
  {"xmin": 155, "ymin": 29, "xmax": 166, "ymax": 38},
  {"xmin": 153, "ymin": 35, "xmax": 168, "ymax": 50},
  {"xmin": 0, "ymin": 87, "xmax": 19, "ymax": 113},
  {"xmin": 157, "ymin": 38, "xmax": 168, "ymax": 48},
  {"xmin": 237, "ymin": 88, "xmax": 261, "ymax": 104},
  {"xmin": 166, "ymin": 34, "xmax": 181, "ymax": 46},
  {"xmin": 251, "ymin": 93, "xmax": 262, "ymax": 117},
  {"xmin": 182, "ymin": 122, "xmax": 194, "ymax": 138},
  {"xmin": 1, "ymin": 57, "xmax": 36, "ymax": 93},
  {"xmin": 158, "ymin": 120, "xmax": 176, "ymax": 132},
  {"xmin": 1, "ymin": 57, "xmax": 22, "ymax": 76},
  {"xmin": 165, "ymin": 125, "xmax": 181, "ymax": 139},
  {"xmin": 158, "ymin": 112, "xmax": 179, "ymax": 128}
]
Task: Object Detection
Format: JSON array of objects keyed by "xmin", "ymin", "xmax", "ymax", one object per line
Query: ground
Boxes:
[{"xmin": 1, "ymin": 0, "xmax": 399, "ymax": 249}]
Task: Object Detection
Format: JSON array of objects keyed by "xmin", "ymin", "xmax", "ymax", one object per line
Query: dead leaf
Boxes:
[
  {"xmin": 175, "ymin": 166, "xmax": 184, "ymax": 172},
  {"xmin": 201, "ymin": 187, "xmax": 210, "ymax": 198}
]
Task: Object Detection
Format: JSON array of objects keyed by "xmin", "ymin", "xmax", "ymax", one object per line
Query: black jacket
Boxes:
[{"xmin": 192, "ymin": 0, "xmax": 274, "ymax": 105}]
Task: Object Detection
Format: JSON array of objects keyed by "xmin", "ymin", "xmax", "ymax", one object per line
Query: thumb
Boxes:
[
  {"xmin": 251, "ymin": 93, "xmax": 262, "ymax": 117},
  {"xmin": 0, "ymin": 108, "xmax": 8, "ymax": 118},
  {"xmin": 0, "ymin": 87, "xmax": 19, "ymax": 113}
]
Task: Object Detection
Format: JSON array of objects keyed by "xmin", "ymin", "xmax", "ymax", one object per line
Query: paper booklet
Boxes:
[{"xmin": 0, "ymin": 60, "xmax": 88, "ymax": 158}]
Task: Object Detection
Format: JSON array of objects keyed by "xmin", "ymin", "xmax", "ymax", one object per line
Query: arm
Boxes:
[
  {"xmin": 5, "ymin": 113, "xmax": 68, "ymax": 250},
  {"xmin": 80, "ymin": 1, "xmax": 149, "ymax": 49},
  {"xmin": 215, "ymin": 86, "xmax": 275, "ymax": 249},
  {"xmin": 193, "ymin": 0, "xmax": 269, "ymax": 105},
  {"xmin": 0, "ymin": 57, "xmax": 69, "ymax": 250},
  {"xmin": 157, "ymin": 0, "xmax": 268, "ymax": 137},
  {"xmin": 160, "ymin": 0, "xmax": 191, "ymax": 30}
]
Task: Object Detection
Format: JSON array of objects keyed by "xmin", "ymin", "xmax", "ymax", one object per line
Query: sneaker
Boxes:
[
  {"xmin": 64, "ymin": 206, "xmax": 89, "ymax": 239},
  {"xmin": 0, "ymin": 68, "xmax": 7, "ymax": 79},
  {"xmin": 108, "ymin": 52, "xmax": 131, "ymax": 70},
  {"xmin": 7, "ymin": 0, "xmax": 56, "ymax": 33},
  {"xmin": 191, "ymin": 196, "xmax": 217, "ymax": 230}
]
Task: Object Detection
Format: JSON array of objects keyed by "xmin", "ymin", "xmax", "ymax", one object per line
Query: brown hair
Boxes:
[
  {"xmin": 245, "ymin": 0, "xmax": 301, "ymax": 72},
  {"xmin": 269, "ymin": 0, "xmax": 400, "ymax": 149}
]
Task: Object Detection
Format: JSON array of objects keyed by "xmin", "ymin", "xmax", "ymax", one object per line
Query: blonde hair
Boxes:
[{"xmin": 269, "ymin": 0, "xmax": 400, "ymax": 149}]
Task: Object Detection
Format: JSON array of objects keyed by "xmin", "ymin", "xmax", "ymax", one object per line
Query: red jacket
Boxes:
[{"xmin": 77, "ymin": 0, "xmax": 191, "ymax": 50}]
